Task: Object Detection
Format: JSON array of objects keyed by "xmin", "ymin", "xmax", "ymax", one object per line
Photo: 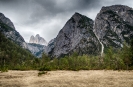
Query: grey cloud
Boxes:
[
  {"xmin": 28, "ymin": 0, "xmax": 101, "ymax": 24},
  {"xmin": 0, "ymin": 0, "xmax": 101, "ymax": 25},
  {"xmin": 0, "ymin": 0, "xmax": 133, "ymax": 42}
]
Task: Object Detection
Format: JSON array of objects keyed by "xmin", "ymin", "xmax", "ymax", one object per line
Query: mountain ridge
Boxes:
[
  {"xmin": 0, "ymin": 4, "xmax": 133, "ymax": 58},
  {"xmin": 94, "ymin": 4, "xmax": 133, "ymax": 52},
  {"xmin": 47, "ymin": 12, "xmax": 101, "ymax": 58},
  {"xmin": 46, "ymin": 5, "xmax": 133, "ymax": 58},
  {"xmin": 0, "ymin": 12, "xmax": 27, "ymax": 48},
  {"xmin": 29, "ymin": 34, "xmax": 47, "ymax": 46}
]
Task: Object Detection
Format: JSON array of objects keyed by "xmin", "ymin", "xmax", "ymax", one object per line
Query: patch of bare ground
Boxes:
[{"xmin": 0, "ymin": 70, "xmax": 133, "ymax": 87}]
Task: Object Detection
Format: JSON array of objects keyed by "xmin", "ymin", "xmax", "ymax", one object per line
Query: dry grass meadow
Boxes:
[{"xmin": 0, "ymin": 70, "xmax": 133, "ymax": 87}]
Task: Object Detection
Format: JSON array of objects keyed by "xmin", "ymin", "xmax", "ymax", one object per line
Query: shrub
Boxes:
[
  {"xmin": 0, "ymin": 66, "xmax": 8, "ymax": 72},
  {"xmin": 38, "ymin": 71, "xmax": 47, "ymax": 76},
  {"xmin": 39, "ymin": 64, "xmax": 52, "ymax": 71}
]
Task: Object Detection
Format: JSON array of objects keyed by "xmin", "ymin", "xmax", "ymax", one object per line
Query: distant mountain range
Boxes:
[
  {"xmin": 0, "ymin": 4, "xmax": 133, "ymax": 58},
  {"xmin": 29, "ymin": 34, "xmax": 47, "ymax": 46},
  {"xmin": 28, "ymin": 34, "xmax": 47, "ymax": 57},
  {"xmin": 0, "ymin": 13, "xmax": 47, "ymax": 57}
]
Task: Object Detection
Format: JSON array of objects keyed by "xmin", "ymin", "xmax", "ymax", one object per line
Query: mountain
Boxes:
[
  {"xmin": 48, "ymin": 12, "xmax": 101, "ymax": 58},
  {"xmin": 0, "ymin": 13, "xmax": 27, "ymax": 48},
  {"xmin": 27, "ymin": 43, "xmax": 46, "ymax": 58},
  {"xmin": 28, "ymin": 34, "xmax": 47, "ymax": 57},
  {"xmin": 0, "ymin": 13, "xmax": 36, "ymax": 69},
  {"xmin": 29, "ymin": 34, "xmax": 47, "ymax": 46},
  {"xmin": 94, "ymin": 5, "xmax": 133, "ymax": 52},
  {"xmin": 46, "ymin": 5, "xmax": 133, "ymax": 58},
  {"xmin": 1, "ymin": 4, "xmax": 133, "ymax": 59},
  {"xmin": 0, "ymin": 12, "xmax": 46, "ymax": 58},
  {"xmin": 44, "ymin": 38, "xmax": 55, "ymax": 56}
]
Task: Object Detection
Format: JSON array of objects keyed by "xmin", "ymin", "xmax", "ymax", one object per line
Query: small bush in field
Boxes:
[{"xmin": 38, "ymin": 71, "xmax": 47, "ymax": 76}]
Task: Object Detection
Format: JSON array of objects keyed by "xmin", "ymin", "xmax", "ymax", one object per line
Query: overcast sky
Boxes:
[{"xmin": 0, "ymin": 0, "xmax": 133, "ymax": 42}]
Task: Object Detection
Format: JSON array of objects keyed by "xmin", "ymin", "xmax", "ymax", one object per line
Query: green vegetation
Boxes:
[
  {"xmin": 0, "ymin": 31, "xmax": 133, "ymax": 72},
  {"xmin": 39, "ymin": 41, "xmax": 133, "ymax": 71},
  {"xmin": 0, "ymin": 32, "xmax": 38, "ymax": 72},
  {"xmin": 38, "ymin": 71, "xmax": 47, "ymax": 76}
]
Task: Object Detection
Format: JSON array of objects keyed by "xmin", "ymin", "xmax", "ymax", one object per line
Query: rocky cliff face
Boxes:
[
  {"xmin": 0, "ymin": 12, "xmax": 46, "ymax": 57},
  {"xmin": 0, "ymin": 13, "xmax": 27, "ymax": 48},
  {"xmin": 49, "ymin": 12, "xmax": 101, "ymax": 58},
  {"xmin": 28, "ymin": 34, "xmax": 48, "ymax": 57},
  {"xmin": 1, "ymin": 5, "xmax": 133, "ymax": 58},
  {"xmin": 29, "ymin": 34, "xmax": 47, "ymax": 46},
  {"xmin": 0, "ymin": 13, "xmax": 15, "ymax": 29},
  {"xmin": 94, "ymin": 5, "xmax": 133, "ymax": 50},
  {"xmin": 44, "ymin": 38, "xmax": 55, "ymax": 56},
  {"xmin": 27, "ymin": 43, "xmax": 46, "ymax": 57}
]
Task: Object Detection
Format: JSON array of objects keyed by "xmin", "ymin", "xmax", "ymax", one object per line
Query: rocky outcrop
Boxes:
[
  {"xmin": 28, "ymin": 34, "xmax": 48, "ymax": 57},
  {"xmin": 94, "ymin": 5, "xmax": 133, "ymax": 50},
  {"xmin": 27, "ymin": 43, "xmax": 46, "ymax": 57},
  {"xmin": 0, "ymin": 12, "xmax": 46, "ymax": 57},
  {"xmin": 29, "ymin": 34, "xmax": 47, "ymax": 46},
  {"xmin": 49, "ymin": 12, "xmax": 101, "ymax": 58},
  {"xmin": 44, "ymin": 38, "xmax": 55, "ymax": 56},
  {"xmin": 0, "ymin": 13, "xmax": 26, "ymax": 48},
  {"xmin": 1, "ymin": 5, "xmax": 133, "ymax": 58},
  {"xmin": 0, "ymin": 13, "xmax": 15, "ymax": 29}
]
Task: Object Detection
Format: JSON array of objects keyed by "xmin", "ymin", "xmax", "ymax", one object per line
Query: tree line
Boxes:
[
  {"xmin": 39, "ymin": 40, "xmax": 133, "ymax": 71},
  {"xmin": 0, "ymin": 32, "xmax": 38, "ymax": 71},
  {"xmin": 0, "ymin": 31, "xmax": 133, "ymax": 72}
]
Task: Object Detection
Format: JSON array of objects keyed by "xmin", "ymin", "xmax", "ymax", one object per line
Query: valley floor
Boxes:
[{"xmin": 0, "ymin": 70, "xmax": 133, "ymax": 87}]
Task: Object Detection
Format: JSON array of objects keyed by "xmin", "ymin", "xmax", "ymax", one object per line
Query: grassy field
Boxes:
[{"xmin": 0, "ymin": 70, "xmax": 133, "ymax": 87}]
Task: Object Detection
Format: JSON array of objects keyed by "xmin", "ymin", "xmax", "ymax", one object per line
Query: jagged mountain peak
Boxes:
[
  {"xmin": 99, "ymin": 5, "xmax": 133, "ymax": 16},
  {"xmin": 94, "ymin": 4, "xmax": 133, "ymax": 50},
  {"xmin": 29, "ymin": 34, "xmax": 47, "ymax": 46},
  {"xmin": 101, "ymin": 5, "xmax": 132, "ymax": 11},
  {"xmin": 36, "ymin": 34, "xmax": 40, "ymax": 37},
  {"xmin": 71, "ymin": 12, "xmax": 93, "ymax": 22},
  {"xmin": 48, "ymin": 12, "xmax": 101, "ymax": 58},
  {"xmin": 30, "ymin": 35, "xmax": 34, "ymax": 38},
  {"xmin": 31, "ymin": 35, "xmax": 34, "ymax": 37},
  {"xmin": 99, "ymin": 5, "xmax": 132, "ymax": 16},
  {"xmin": 0, "ymin": 12, "xmax": 26, "ymax": 48},
  {"xmin": 72, "ymin": 12, "xmax": 82, "ymax": 17}
]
